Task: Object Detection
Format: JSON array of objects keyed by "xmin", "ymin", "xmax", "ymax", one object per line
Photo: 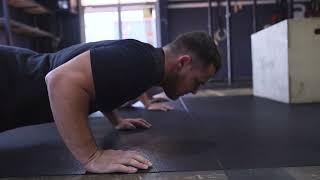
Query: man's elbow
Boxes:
[
  {"xmin": 45, "ymin": 71, "xmax": 62, "ymax": 93},
  {"xmin": 45, "ymin": 72, "xmax": 52, "ymax": 86}
]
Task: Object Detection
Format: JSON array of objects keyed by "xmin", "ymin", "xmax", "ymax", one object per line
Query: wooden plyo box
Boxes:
[{"xmin": 251, "ymin": 18, "xmax": 320, "ymax": 103}]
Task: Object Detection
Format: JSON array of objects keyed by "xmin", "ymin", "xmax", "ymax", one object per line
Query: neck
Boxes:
[{"xmin": 160, "ymin": 46, "xmax": 173, "ymax": 86}]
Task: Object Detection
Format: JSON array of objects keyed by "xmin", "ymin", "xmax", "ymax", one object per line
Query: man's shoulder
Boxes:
[{"xmin": 119, "ymin": 39, "xmax": 155, "ymax": 50}]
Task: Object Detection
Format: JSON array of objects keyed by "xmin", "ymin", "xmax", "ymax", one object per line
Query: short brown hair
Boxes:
[{"xmin": 167, "ymin": 31, "xmax": 222, "ymax": 71}]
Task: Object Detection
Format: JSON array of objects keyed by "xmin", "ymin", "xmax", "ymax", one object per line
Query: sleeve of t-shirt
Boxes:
[{"xmin": 89, "ymin": 41, "xmax": 155, "ymax": 112}]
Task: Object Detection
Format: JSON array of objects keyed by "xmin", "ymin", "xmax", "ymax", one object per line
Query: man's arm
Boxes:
[
  {"xmin": 45, "ymin": 51, "xmax": 96, "ymax": 165},
  {"xmin": 102, "ymin": 110, "xmax": 122, "ymax": 126},
  {"xmin": 45, "ymin": 50, "xmax": 151, "ymax": 173},
  {"xmin": 100, "ymin": 93, "xmax": 171, "ymax": 131},
  {"xmin": 138, "ymin": 93, "xmax": 151, "ymax": 108},
  {"xmin": 138, "ymin": 93, "xmax": 173, "ymax": 111}
]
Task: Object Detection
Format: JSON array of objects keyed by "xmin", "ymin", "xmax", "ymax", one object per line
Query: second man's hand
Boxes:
[
  {"xmin": 138, "ymin": 93, "xmax": 173, "ymax": 111},
  {"xmin": 102, "ymin": 110, "xmax": 152, "ymax": 131},
  {"xmin": 147, "ymin": 102, "xmax": 173, "ymax": 111},
  {"xmin": 115, "ymin": 118, "xmax": 152, "ymax": 130}
]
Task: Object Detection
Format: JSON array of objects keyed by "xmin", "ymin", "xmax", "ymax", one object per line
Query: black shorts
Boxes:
[
  {"xmin": 0, "ymin": 45, "xmax": 53, "ymax": 132},
  {"xmin": 0, "ymin": 46, "xmax": 17, "ymax": 132}
]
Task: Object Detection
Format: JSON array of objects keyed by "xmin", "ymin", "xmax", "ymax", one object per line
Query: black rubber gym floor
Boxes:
[{"xmin": 1, "ymin": 95, "xmax": 320, "ymax": 177}]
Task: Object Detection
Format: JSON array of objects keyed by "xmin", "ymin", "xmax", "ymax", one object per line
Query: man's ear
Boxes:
[{"xmin": 177, "ymin": 55, "xmax": 192, "ymax": 70}]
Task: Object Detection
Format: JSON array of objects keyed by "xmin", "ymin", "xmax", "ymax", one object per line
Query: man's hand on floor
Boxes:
[
  {"xmin": 147, "ymin": 102, "xmax": 173, "ymax": 111},
  {"xmin": 115, "ymin": 118, "xmax": 152, "ymax": 130},
  {"xmin": 85, "ymin": 149, "xmax": 152, "ymax": 173}
]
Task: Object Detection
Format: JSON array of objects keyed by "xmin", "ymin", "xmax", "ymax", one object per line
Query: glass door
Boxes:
[
  {"xmin": 82, "ymin": 1, "xmax": 157, "ymax": 45},
  {"xmin": 84, "ymin": 7, "xmax": 119, "ymax": 42},
  {"xmin": 121, "ymin": 6, "xmax": 157, "ymax": 46}
]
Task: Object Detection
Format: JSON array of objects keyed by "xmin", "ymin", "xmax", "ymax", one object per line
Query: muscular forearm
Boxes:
[
  {"xmin": 54, "ymin": 113, "xmax": 97, "ymax": 165},
  {"xmin": 46, "ymin": 70, "xmax": 98, "ymax": 165},
  {"xmin": 138, "ymin": 93, "xmax": 151, "ymax": 108},
  {"xmin": 102, "ymin": 110, "xmax": 123, "ymax": 126}
]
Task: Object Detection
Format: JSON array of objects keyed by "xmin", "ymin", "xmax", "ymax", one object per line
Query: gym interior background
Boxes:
[{"xmin": 0, "ymin": 0, "xmax": 320, "ymax": 179}]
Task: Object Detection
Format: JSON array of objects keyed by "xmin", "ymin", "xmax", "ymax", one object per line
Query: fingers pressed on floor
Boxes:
[
  {"xmin": 130, "ymin": 153, "xmax": 152, "ymax": 166},
  {"xmin": 132, "ymin": 120, "xmax": 149, "ymax": 128},
  {"xmin": 140, "ymin": 119, "xmax": 152, "ymax": 126},
  {"xmin": 110, "ymin": 164, "xmax": 138, "ymax": 173},
  {"xmin": 124, "ymin": 159, "xmax": 149, "ymax": 169}
]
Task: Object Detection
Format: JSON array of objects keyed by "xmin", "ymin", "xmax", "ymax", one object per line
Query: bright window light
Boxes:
[
  {"xmin": 81, "ymin": 0, "xmax": 156, "ymax": 6},
  {"xmin": 84, "ymin": 11, "xmax": 119, "ymax": 42}
]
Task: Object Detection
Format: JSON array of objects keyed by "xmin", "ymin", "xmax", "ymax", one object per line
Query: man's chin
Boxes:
[
  {"xmin": 170, "ymin": 96, "xmax": 179, "ymax": 100},
  {"xmin": 164, "ymin": 92, "xmax": 179, "ymax": 100}
]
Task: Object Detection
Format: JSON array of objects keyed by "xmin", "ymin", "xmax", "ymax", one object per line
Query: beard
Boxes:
[
  {"xmin": 163, "ymin": 87, "xmax": 178, "ymax": 100},
  {"xmin": 161, "ymin": 73, "xmax": 180, "ymax": 100}
]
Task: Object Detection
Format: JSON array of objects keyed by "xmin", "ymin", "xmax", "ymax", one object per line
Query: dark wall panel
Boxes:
[
  {"xmin": 230, "ymin": 6, "xmax": 253, "ymax": 81},
  {"xmin": 167, "ymin": 7, "xmax": 227, "ymax": 81},
  {"xmin": 168, "ymin": 8, "xmax": 209, "ymax": 40},
  {"xmin": 56, "ymin": 13, "xmax": 81, "ymax": 50},
  {"xmin": 166, "ymin": 2, "xmax": 310, "ymax": 82}
]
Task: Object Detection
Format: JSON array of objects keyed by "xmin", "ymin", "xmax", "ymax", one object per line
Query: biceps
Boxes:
[
  {"xmin": 46, "ymin": 50, "xmax": 95, "ymax": 98},
  {"xmin": 46, "ymin": 71, "xmax": 90, "ymax": 119}
]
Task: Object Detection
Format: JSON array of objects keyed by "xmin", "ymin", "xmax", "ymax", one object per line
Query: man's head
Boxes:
[{"xmin": 161, "ymin": 31, "xmax": 222, "ymax": 100}]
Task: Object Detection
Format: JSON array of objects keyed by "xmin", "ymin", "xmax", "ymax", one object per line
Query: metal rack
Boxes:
[
  {"xmin": 1, "ymin": 0, "xmax": 57, "ymax": 45},
  {"xmin": 0, "ymin": 18, "xmax": 56, "ymax": 38},
  {"xmin": 8, "ymin": 0, "xmax": 51, "ymax": 14}
]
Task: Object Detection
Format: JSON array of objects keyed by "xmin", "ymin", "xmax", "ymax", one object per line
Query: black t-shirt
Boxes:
[
  {"xmin": 0, "ymin": 39, "xmax": 164, "ymax": 131},
  {"xmin": 90, "ymin": 40, "xmax": 164, "ymax": 112}
]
